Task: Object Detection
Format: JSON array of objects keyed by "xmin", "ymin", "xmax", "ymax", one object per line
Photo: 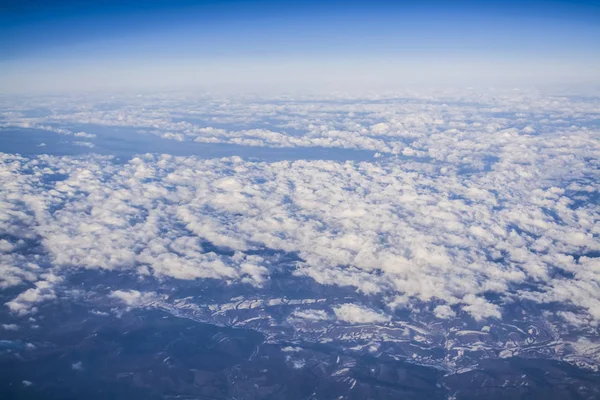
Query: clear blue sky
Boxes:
[{"xmin": 1, "ymin": 0, "xmax": 599, "ymax": 92}]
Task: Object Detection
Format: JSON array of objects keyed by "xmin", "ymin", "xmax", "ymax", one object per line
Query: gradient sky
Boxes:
[{"xmin": 1, "ymin": 0, "xmax": 600, "ymax": 93}]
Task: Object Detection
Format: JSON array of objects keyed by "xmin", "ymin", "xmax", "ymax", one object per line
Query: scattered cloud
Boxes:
[
  {"xmin": 0, "ymin": 89, "xmax": 598, "ymax": 329},
  {"xmin": 71, "ymin": 361, "xmax": 84, "ymax": 371},
  {"xmin": 291, "ymin": 309, "xmax": 331, "ymax": 321},
  {"xmin": 72, "ymin": 141, "xmax": 95, "ymax": 148},
  {"xmin": 333, "ymin": 304, "xmax": 391, "ymax": 325},
  {"xmin": 433, "ymin": 305, "xmax": 456, "ymax": 319},
  {"xmin": 6, "ymin": 279, "xmax": 59, "ymax": 315},
  {"xmin": 74, "ymin": 132, "xmax": 96, "ymax": 139},
  {"xmin": 110, "ymin": 290, "xmax": 157, "ymax": 307}
]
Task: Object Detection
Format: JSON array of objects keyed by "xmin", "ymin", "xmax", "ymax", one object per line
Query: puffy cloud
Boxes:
[
  {"xmin": 0, "ymin": 240, "xmax": 15, "ymax": 252},
  {"xmin": 72, "ymin": 141, "xmax": 95, "ymax": 148},
  {"xmin": 6, "ymin": 279, "xmax": 58, "ymax": 315},
  {"xmin": 71, "ymin": 361, "xmax": 84, "ymax": 371},
  {"xmin": 333, "ymin": 304, "xmax": 391, "ymax": 324},
  {"xmin": 291, "ymin": 309, "xmax": 331, "ymax": 321},
  {"xmin": 0, "ymin": 89, "xmax": 598, "ymax": 328},
  {"xmin": 0, "ymin": 143, "xmax": 599, "ymax": 322},
  {"xmin": 74, "ymin": 132, "xmax": 96, "ymax": 139},
  {"xmin": 433, "ymin": 305, "xmax": 456, "ymax": 319},
  {"xmin": 7, "ymin": 88, "xmax": 597, "ymax": 159},
  {"xmin": 461, "ymin": 295, "xmax": 502, "ymax": 321},
  {"xmin": 110, "ymin": 290, "xmax": 157, "ymax": 307}
]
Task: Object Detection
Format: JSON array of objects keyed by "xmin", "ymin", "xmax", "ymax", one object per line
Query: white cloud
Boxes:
[
  {"xmin": 0, "ymin": 89, "xmax": 598, "ymax": 328},
  {"xmin": 71, "ymin": 361, "xmax": 84, "ymax": 371},
  {"xmin": 110, "ymin": 290, "xmax": 157, "ymax": 307},
  {"xmin": 161, "ymin": 132, "xmax": 184, "ymax": 141},
  {"xmin": 74, "ymin": 132, "xmax": 96, "ymax": 139},
  {"xmin": 291, "ymin": 309, "xmax": 331, "ymax": 321},
  {"xmin": 433, "ymin": 305, "xmax": 456, "ymax": 319},
  {"xmin": 1, "ymin": 143, "xmax": 599, "ymax": 322},
  {"xmin": 0, "ymin": 240, "xmax": 15, "ymax": 252},
  {"xmin": 72, "ymin": 141, "xmax": 95, "ymax": 148},
  {"xmin": 333, "ymin": 303, "xmax": 390, "ymax": 324},
  {"xmin": 6, "ymin": 279, "xmax": 58, "ymax": 315},
  {"xmin": 461, "ymin": 295, "xmax": 501, "ymax": 321}
]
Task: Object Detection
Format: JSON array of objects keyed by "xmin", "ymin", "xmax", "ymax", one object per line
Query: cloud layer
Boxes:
[
  {"xmin": 0, "ymin": 89, "xmax": 599, "ymax": 333},
  {"xmin": 0, "ymin": 144, "xmax": 598, "ymax": 323}
]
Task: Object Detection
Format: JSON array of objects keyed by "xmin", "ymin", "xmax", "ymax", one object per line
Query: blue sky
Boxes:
[{"xmin": 1, "ymin": 0, "xmax": 599, "ymax": 92}]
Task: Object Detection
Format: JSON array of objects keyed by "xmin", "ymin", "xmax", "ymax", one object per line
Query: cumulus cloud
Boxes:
[
  {"xmin": 110, "ymin": 290, "xmax": 157, "ymax": 307},
  {"xmin": 291, "ymin": 309, "xmax": 331, "ymax": 321},
  {"xmin": 71, "ymin": 361, "xmax": 84, "ymax": 371},
  {"xmin": 72, "ymin": 141, "xmax": 95, "ymax": 148},
  {"xmin": 0, "ymin": 89, "xmax": 598, "ymax": 328},
  {"xmin": 10, "ymin": 88, "xmax": 597, "ymax": 157},
  {"xmin": 0, "ymin": 240, "xmax": 15, "ymax": 252},
  {"xmin": 433, "ymin": 305, "xmax": 456, "ymax": 319},
  {"xmin": 333, "ymin": 304, "xmax": 391, "ymax": 324},
  {"xmin": 1, "ymin": 143, "xmax": 599, "ymax": 322},
  {"xmin": 461, "ymin": 295, "xmax": 502, "ymax": 321},
  {"xmin": 6, "ymin": 279, "xmax": 58, "ymax": 315},
  {"xmin": 74, "ymin": 132, "xmax": 96, "ymax": 139}
]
